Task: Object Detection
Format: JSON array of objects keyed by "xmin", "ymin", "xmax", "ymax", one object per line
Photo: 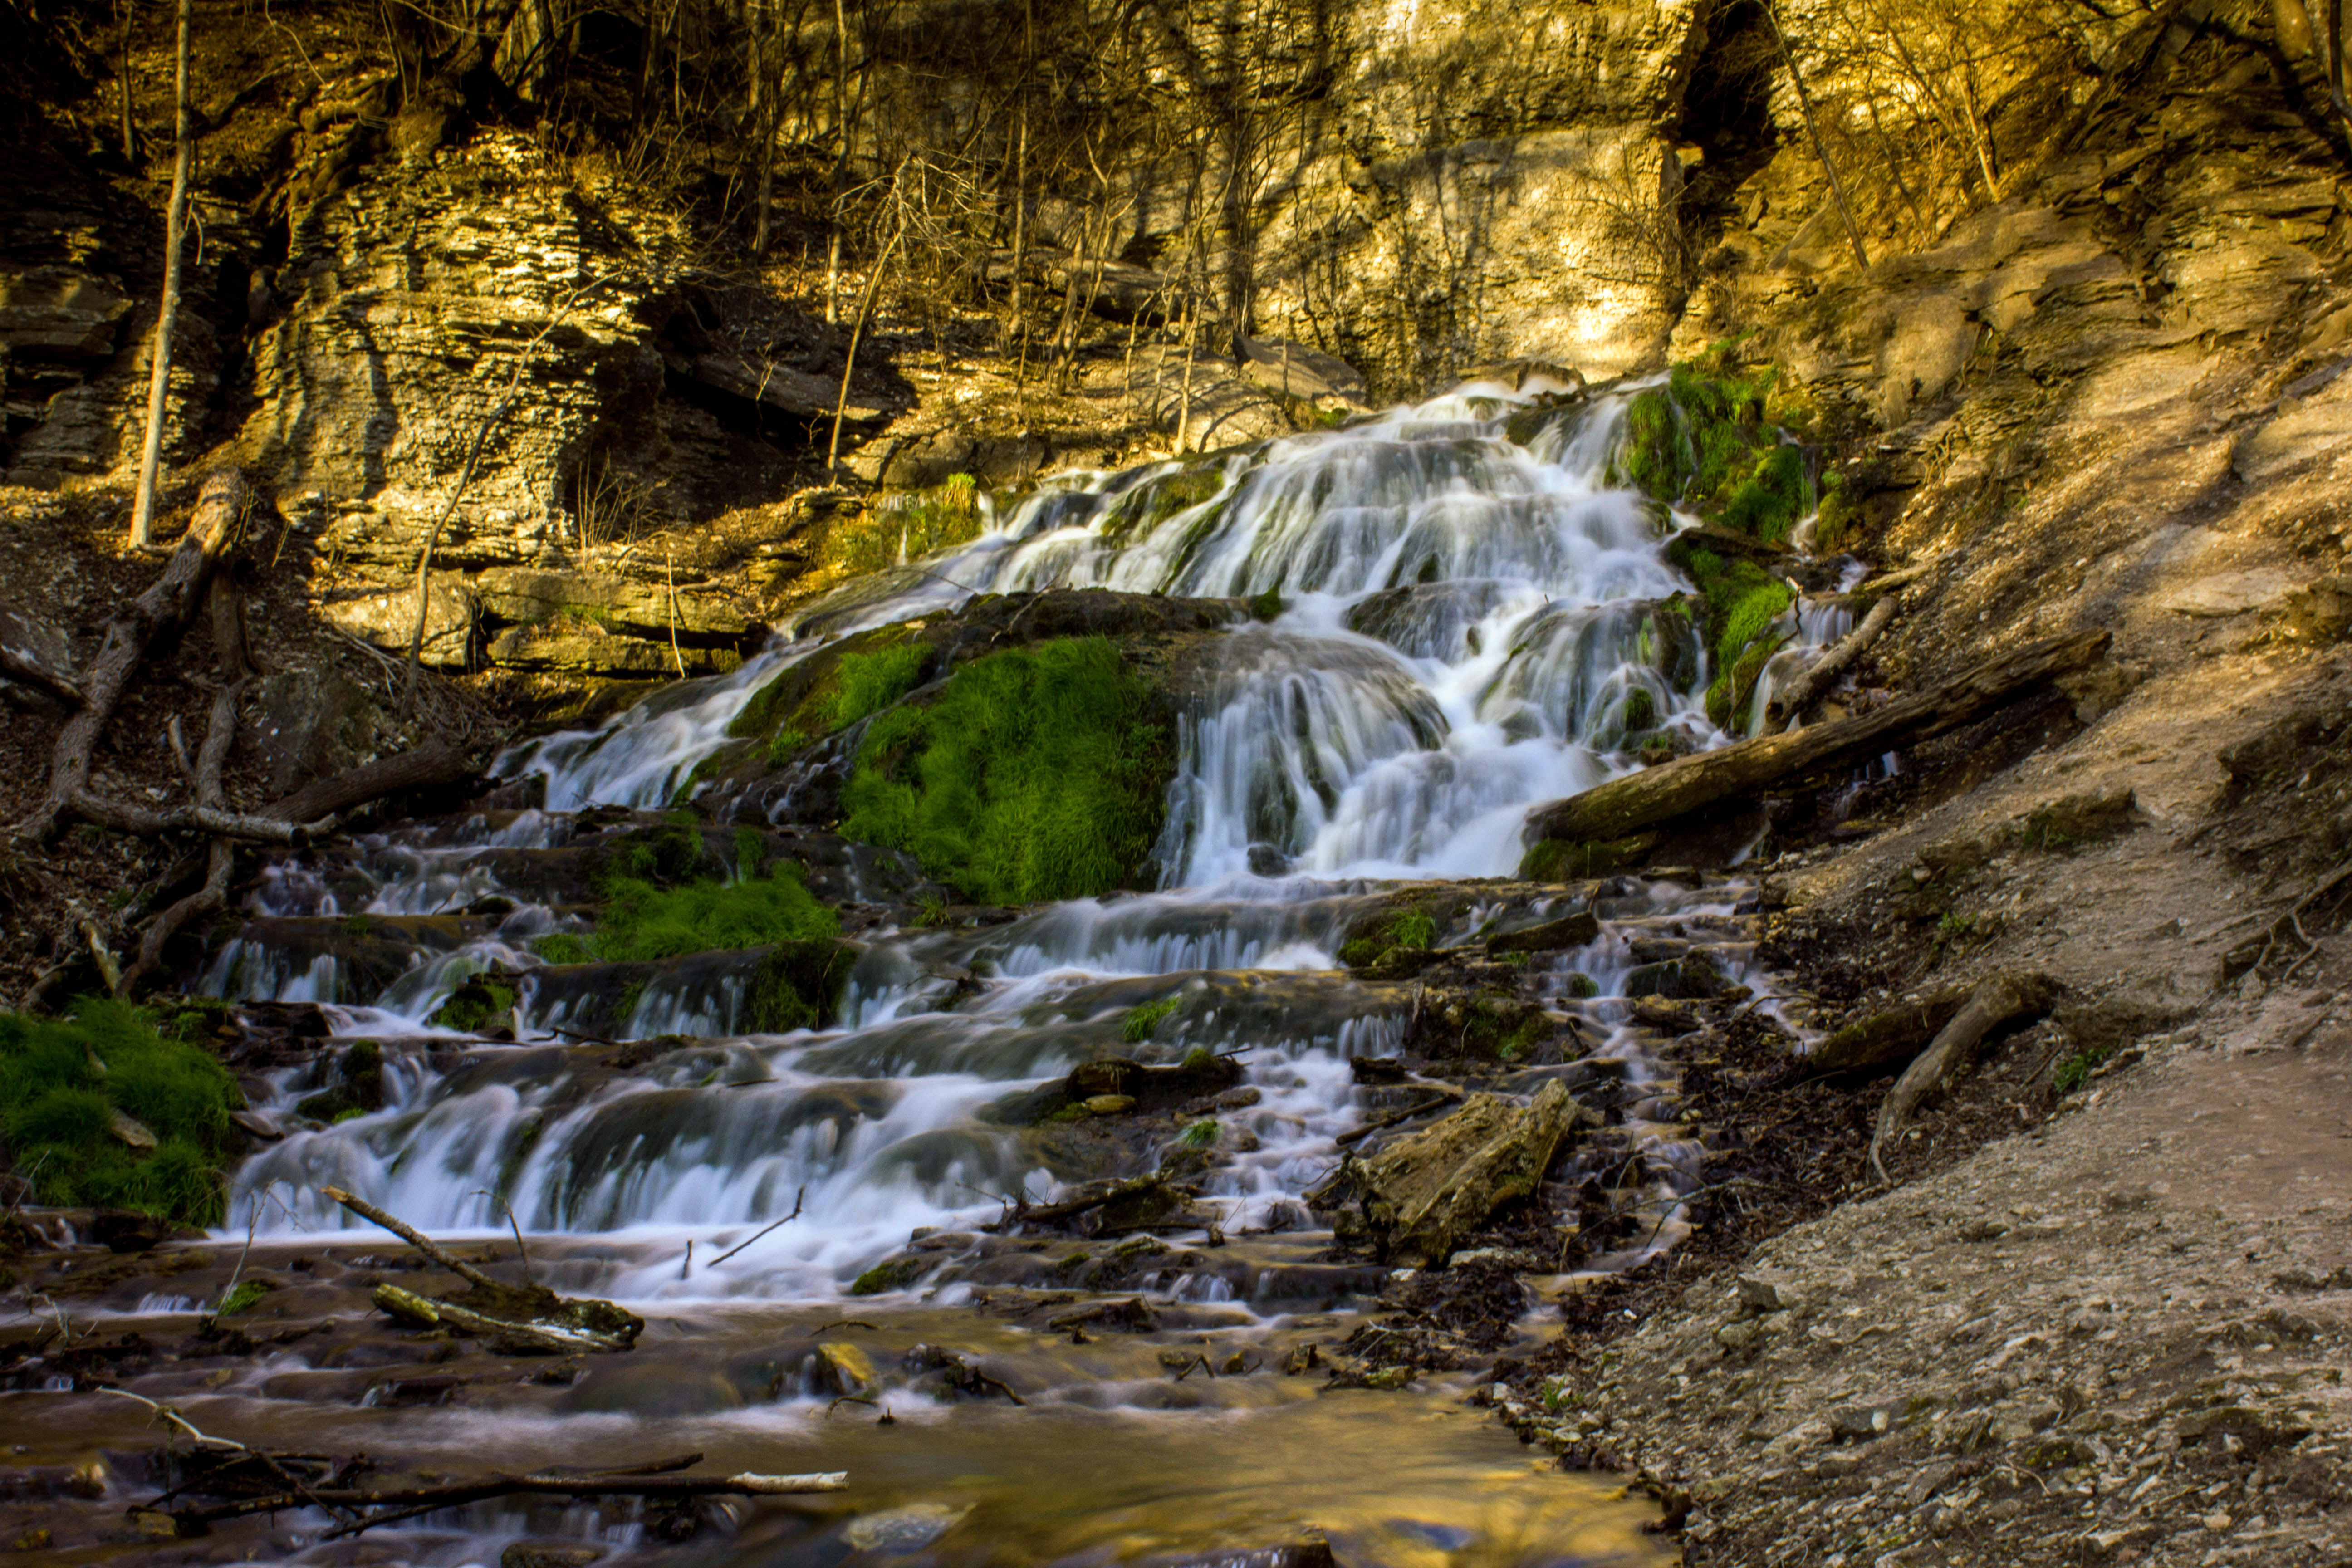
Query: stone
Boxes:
[
  {"xmin": 1081, "ymin": 1094, "xmax": 1137, "ymax": 1116},
  {"xmin": 843, "ymin": 1503, "xmax": 970, "ymax": 1553},
  {"xmin": 1486, "ymin": 910, "xmax": 1603, "ymax": 954},
  {"xmin": 818, "ymin": 1341, "xmax": 877, "ymax": 1395},
  {"xmin": 252, "ymin": 667, "xmax": 392, "ymax": 796},
  {"xmin": 0, "ymin": 600, "xmax": 78, "ymax": 697},
  {"xmin": 1735, "ymin": 1272, "xmax": 1812, "ymax": 1315},
  {"xmin": 1831, "ymin": 1404, "xmax": 1896, "ymax": 1441},
  {"xmin": 1238, "ymin": 337, "xmax": 1370, "ymax": 407}
]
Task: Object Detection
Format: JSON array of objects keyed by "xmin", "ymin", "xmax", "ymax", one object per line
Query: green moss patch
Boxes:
[
  {"xmin": 0, "ymin": 1001, "xmax": 243, "ymax": 1225},
  {"xmin": 1121, "ymin": 996, "xmax": 1181, "ymax": 1043},
  {"xmin": 838, "ymin": 637, "xmax": 1172, "ymax": 905},
  {"xmin": 590, "ymin": 862, "xmax": 839, "ymax": 963},
  {"xmin": 1100, "ymin": 464, "xmax": 1227, "ymax": 548}
]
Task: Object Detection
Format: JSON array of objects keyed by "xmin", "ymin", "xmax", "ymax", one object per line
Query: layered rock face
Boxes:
[
  {"xmin": 5, "ymin": 0, "xmax": 2350, "ymax": 701},
  {"xmin": 1241, "ymin": 0, "xmax": 1710, "ymax": 390}
]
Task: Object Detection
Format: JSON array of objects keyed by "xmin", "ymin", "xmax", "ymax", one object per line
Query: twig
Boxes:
[
  {"xmin": 471, "ymin": 1189, "xmax": 536, "ymax": 1287},
  {"xmin": 92, "ymin": 1388, "xmax": 246, "ymax": 1451},
  {"xmin": 707, "ymin": 1186, "xmax": 807, "ymax": 1267}
]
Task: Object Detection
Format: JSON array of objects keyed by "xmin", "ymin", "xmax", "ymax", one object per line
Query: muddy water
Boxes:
[{"xmin": 9, "ymin": 379, "xmax": 1842, "ymax": 1564}]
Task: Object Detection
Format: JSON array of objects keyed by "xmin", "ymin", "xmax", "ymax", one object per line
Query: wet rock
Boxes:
[
  {"xmin": 818, "ymin": 1341, "xmax": 877, "ymax": 1395},
  {"xmin": 1082, "ymin": 1094, "xmax": 1138, "ymax": 1116},
  {"xmin": 843, "ymin": 1503, "xmax": 970, "ymax": 1553},
  {"xmin": 501, "ymin": 1547, "xmax": 604, "ymax": 1568},
  {"xmin": 1622, "ymin": 954, "xmax": 1727, "ymax": 1000},
  {"xmin": 88, "ymin": 1210, "xmax": 174, "ymax": 1253},
  {"xmin": 1313, "ymin": 1082, "xmax": 1579, "ymax": 1265}
]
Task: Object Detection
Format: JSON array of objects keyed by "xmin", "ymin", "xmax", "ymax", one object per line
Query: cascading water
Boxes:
[
  {"xmin": 15, "ymin": 376, "xmax": 1882, "ymax": 1568},
  {"xmin": 215, "ymin": 381, "xmax": 1831, "ymax": 1303}
]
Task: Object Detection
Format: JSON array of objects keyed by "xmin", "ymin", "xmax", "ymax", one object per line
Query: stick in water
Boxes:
[{"xmin": 707, "ymin": 1186, "xmax": 807, "ymax": 1268}]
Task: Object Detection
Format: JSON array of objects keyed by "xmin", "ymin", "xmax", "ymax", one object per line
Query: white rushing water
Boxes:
[{"xmin": 217, "ymin": 380, "xmax": 1833, "ymax": 1300}]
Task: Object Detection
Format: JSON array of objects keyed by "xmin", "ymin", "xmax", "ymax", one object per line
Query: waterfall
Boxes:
[{"xmin": 215, "ymin": 381, "xmax": 1834, "ymax": 1302}]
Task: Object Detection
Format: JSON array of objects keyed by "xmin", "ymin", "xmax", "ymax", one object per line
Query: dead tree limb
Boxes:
[
  {"xmin": 369, "ymin": 1282, "xmax": 634, "ymax": 1355},
  {"xmin": 1868, "ymin": 973, "xmax": 2055, "ymax": 1181},
  {"xmin": 264, "ymin": 735, "xmax": 475, "ymax": 824},
  {"xmin": 19, "ymin": 470, "xmax": 248, "ymax": 843},
  {"xmin": 1523, "ymin": 628, "xmax": 2111, "ymax": 853},
  {"xmin": 162, "ymin": 1464, "xmax": 848, "ymax": 1535},
  {"xmin": 1765, "ymin": 591, "xmax": 1900, "ymax": 732},
  {"xmin": 322, "ymin": 1185, "xmax": 504, "ymax": 1291}
]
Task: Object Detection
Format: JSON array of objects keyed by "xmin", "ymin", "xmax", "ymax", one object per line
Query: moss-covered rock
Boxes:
[{"xmin": 838, "ymin": 637, "xmax": 1177, "ymax": 904}]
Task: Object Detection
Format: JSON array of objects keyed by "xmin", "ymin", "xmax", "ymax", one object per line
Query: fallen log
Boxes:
[
  {"xmin": 1810, "ymin": 987, "xmax": 1970, "ymax": 1074},
  {"xmin": 1522, "ymin": 628, "xmax": 2111, "ymax": 861},
  {"xmin": 1868, "ymin": 972, "xmax": 2056, "ymax": 1181},
  {"xmin": 264, "ymin": 734, "xmax": 476, "ymax": 823},
  {"xmin": 18, "ymin": 468, "xmax": 247, "ymax": 843},
  {"xmin": 1764, "ymin": 590, "xmax": 1900, "ymax": 732},
  {"xmin": 1310, "ymin": 1082, "xmax": 1578, "ymax": 1265},
  {"xmin": 323, "ymin": 1185, "xmax": 643, "ymax": 1352},
  {"xmin": 160, "ymin": 1461, "xmax": 848, "ymax": 1535}
]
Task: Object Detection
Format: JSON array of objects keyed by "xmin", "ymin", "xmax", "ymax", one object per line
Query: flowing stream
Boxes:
[{"xmin": 144, "ymin": 379, "xmax": 1841, "ymax": 1566}]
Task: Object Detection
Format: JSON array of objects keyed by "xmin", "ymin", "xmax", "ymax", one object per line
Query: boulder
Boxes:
[{"xmin": 1316, "ymin": 1081, "xmax": 1578, "ymax": 1264}]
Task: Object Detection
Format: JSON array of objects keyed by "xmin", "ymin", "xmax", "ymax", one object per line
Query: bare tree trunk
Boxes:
[
  {"xmin": 828, "ymin": 218, "xmax": 905, "ymax": 474},
  {"xmin": 824, "ymin": 0, "xmax": 849, "ymax": 322},
  {"xmin": 129, "ymin": 0, "xmax": 193, "ymax": 552},
  {"xmin": 1764, "ymin": 0, "xmax": 1870, "ymax": 271},
  {"xmin": 118, "ymin": 0, "xmax": 139, "ymax": 161}
]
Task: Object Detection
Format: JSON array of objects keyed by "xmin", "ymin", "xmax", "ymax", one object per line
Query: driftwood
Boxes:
[
  {"xmin": 1765, "ymin": 591, "xmax": 1900, "ymax": 732},
  {"xmin": 1523, "ymin": 628, "xmax": 2111, "ymax": 853},
  {"xmin": 323, "ymin": 1185, "xmax": 643, "ymax": 1353},
  {"xmin": 1868, "ymin": 973, "xmax": 2056, "ymax": 1181},
  {"xmin": 156, "ymin": 1452, "xmax": 846, "ymax": 1538}
]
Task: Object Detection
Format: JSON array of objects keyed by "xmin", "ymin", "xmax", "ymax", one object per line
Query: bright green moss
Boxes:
[
  {"xmin": 532, "ymin": 932, "xmax": 591, "ymax": 966},
  {"xmin": 590, "ymin": 862, "xmax": 839, "ymax": 963},
  {"xmin": 0, "ymin": 1001, "xmax": 241, "ymax": 1225},
  {"xmin": 838, "ymin": 638, "xmax": 1171, "ymax": 905},
  {"xmin": 1122, "ymin": 996, "xmax": 1181, "ymax": 1043},
  {"xmin": 826, "ymin": 642, "xmax": 930, "ymax": 730},
  {"xmin": 1721, "ymin": 445, "xmax": 1813, "ymax": 544},
  {"xmin": 1718, "ymin": 576, "xmax": 1796, "ymax": 674}
]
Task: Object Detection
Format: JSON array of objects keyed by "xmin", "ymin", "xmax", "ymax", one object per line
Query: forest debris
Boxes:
[
  {"xmin": 155, "ymin": 1454, "xmax": 847, "ymax": 1538},
  {"xmin": 0, "ymin": 600, "xmax": 83, "ymax": 704},
  {"xmin": 1868, "ymin": 973, "xmax": 2057, "ymax": 1180},
  {"xmin": 1765, "ymin": 590, "xmax": 1901, "ymax": 731},
  {"xmin": 1312, "ymin": 1083, "xmax": 1579, "ymax": 1265},
  {"xmin": 1522, "ymin": 629, "xmax": 2111, "ymax": 856},
  {"xmin": 323, "ymin": 1186, "xmax": 643, "ymax": 1353},
  {"xmin": 1006, "ymin": 1171, "xmax": 1196, "ymax": 1232}
]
